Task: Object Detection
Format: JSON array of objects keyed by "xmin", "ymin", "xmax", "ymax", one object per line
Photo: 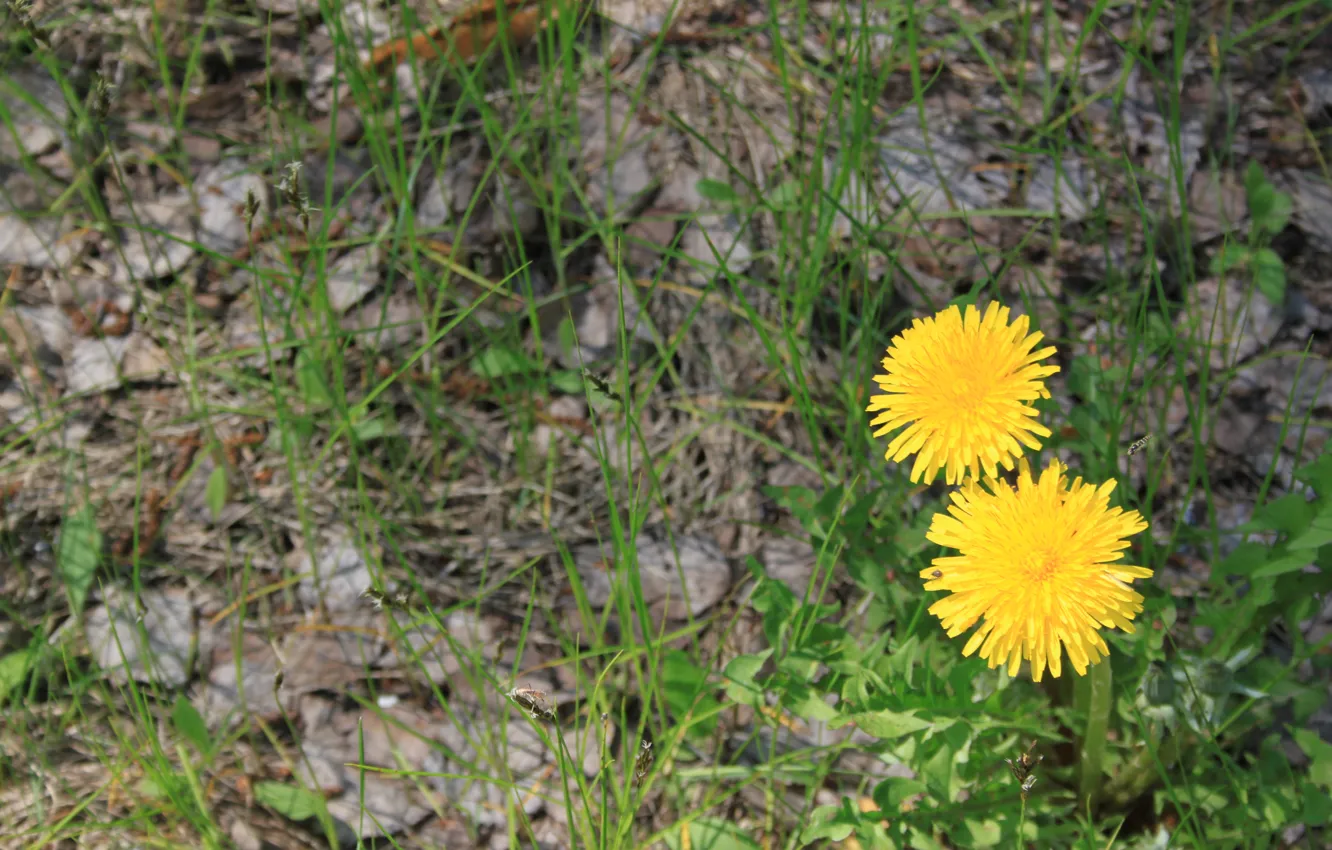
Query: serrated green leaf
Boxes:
[
  {"xmin": 1210, "ymin": 242, "xmax": 1252, "ymax": 275},
  {"xmin": 696, "ymin": 178, "xmax": 738, "ymax": 203},
  {"xmin": 662, "ymin": 650, "xmax": 719, "ymax": 738},
  {"xmin": 1244, "ymin": 160, "xmax": 1267, "ymax": 202},
  {"xmin": 557, "ymin": 316, "xmax": 577, "ymax": 358},
  {"xmin": 800, "ymin": 804, "xmax": 856, "ymax": 843},
  {"xmin": 1253, "ymin": 248, "xmax": 1286, "ymax": 304},
  {"xmin": 1256, "ymin": 492, "xmax": 1316, "ymax": 534},
  {"xmin": 205, "ymin": 465, "xmax": 228, "ymax": 521},
  {"xmin": 1289, "ymin": 526, "xmax": 1332, "ymax": 551},
  {"xmin": 0, "ymin": 645, "xmax": 35, "ymax": 704},
  {"xmin": 840, "ymin": 708, "xmax": 932, "ymax": 740},
  {"xmin": 1250, "ymin": 551, "xmax": 1314, "ymax": 578},
  {"xmin": 921, "ymin": 741, "xmax": 955, "ymax": 801},
  {"xmin": 783, "ymin": 685, "xmax": 839, "ymax": 722},
  {"xmin": 171, "ymin": 695, "xmax": 212, "ymax": 757},
  {"xmin": 471, "ymin": 344, "xmax": 533, "ymax": 379},
  {"xmin": 255, "ymin": 781, "xmax": 323, "ymax": 822},
  {"xmin": 966, "ymin": 819, "xmax": 1003, "ymax": 848},
  {"xmin": 58, "ymin": 506, "xmax": 101, "ymax": 615},
  {"xmin": 1217, "ymin": 541, "xmax": 1270, "ymax": 578},
  {"xmin": 1303, "ymin": 781, "xmax": 1332, "ymax": 825},
  {"xmin": 295, "ymin": 349, "xmax": 333, "ymax": 407},
  {"xmin": 1263, "ymin": 191, "xmax": 1293, "ymax": 234},
  {"xmin": 722, "ymin": 650, "xmax": 770, "ymax": 707},
  {"xmin": 351, "ymin": 415, "xmax": 394, "ymax": 441},
  {"xmin": 766, "ymin": 179, "xmax": 802, "ymax": 210},
  {"xmin": 873, "ymin": 776, "xmax": 928, "ymax": 812},
  {"xmin": 1245, "ymin": 162, "xmax": 1293, "ymax": 234},
  {"xmin": 1293, "ymin": 728, "xmax": 1332, "ymax": 789},
  {"xmin": 663, "ymin": 818, "xmax": 762, "ymax": 850},
  {"xmin": 550, "ymin": 370, "xmax": 583, "ymax": 394}
]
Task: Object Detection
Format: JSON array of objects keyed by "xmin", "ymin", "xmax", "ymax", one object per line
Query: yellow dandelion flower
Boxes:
[
  {"xmin": 919, "ymin": 460, "xmax": 1151, "ymax": 682},
  {"xmin": 867, "ymin": 302, "xmax": 1059, "ymax": 485}
]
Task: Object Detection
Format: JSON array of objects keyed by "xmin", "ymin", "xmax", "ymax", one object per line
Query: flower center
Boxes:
[{"xmin": 1024, "ymin": 550, "xmax": 1063, "ymax": 582}]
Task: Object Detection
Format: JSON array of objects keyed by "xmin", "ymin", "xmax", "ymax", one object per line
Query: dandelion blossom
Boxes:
[
  {"xmin": 920, "ymin": 460, "xmax": 1151, "ymax": 682},
  {"xmin": 867, "ymin": 303, "xmax": 1059, "ymax": 485}
]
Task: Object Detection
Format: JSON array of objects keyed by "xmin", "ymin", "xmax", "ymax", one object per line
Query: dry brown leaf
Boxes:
[{"xmin": 366, "ymin": 0, "xmax": 558, "ymax": 71}]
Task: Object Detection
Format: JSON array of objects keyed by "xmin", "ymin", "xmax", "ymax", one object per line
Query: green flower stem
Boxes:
[
  {"xmin": 1103, "ymin": 730, "xmax": 1187, "ymax": 809},
  {"xmin": 1075, "ymin": 659, "xmax": 1113, "ymax": 815},
  {"xmin": 1016, "ymin": 795, "xmax": 1027, "ymax": 849}
]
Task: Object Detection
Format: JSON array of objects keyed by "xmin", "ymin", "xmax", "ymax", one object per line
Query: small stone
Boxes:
[
  {"xmin": 122, "ymin": 334, "xmax": 171, "ymax": 380},
  {"xmin": 759, "ymin": 537, "xmax": 818, "ymax": 596},
  {"xmin": 342, "ymin": 293, "xmax": 421, "ymax": 350},
  {"xmin": 681, "ymin": 213, "xmax": 754, "ymax": 281},
  {"xmin": 84, "ymin": 588, "xmax": 195, "ymax": 687},
  {"xmin": 1181, "ymin": 277, "xmax": 1283, "ymax": 369},
  {"xmin": 112, "ymin": 195, "xmax": 198, "ymax": 284},
  {"xmin": 572, "ymin": 528, "xmax": 732, "ymax": 619},
  {"xmin": 66, "ymin": 336, "xmax": 131, "ymax": 394},
  {"xmin": 0, "ymin": 66, "xmax": 67, "ymax": 159},
  {"xmin": 1022, "ymin": 157, "xmax": 1101, "ymax": 222},
  {"xmin": 623, "ymin": 210, "xmax": 679, "ymax": 269},
  {"xmin": 193, "ymin": 631, "xmax": 284, "ymax": 725},
  {"xmin": 180, "ymin": 135, "xmax": 223, "ymax": 162},
  {"xmin": 324, "ymin": 245, "xmax": 380, "ymax": 313},
  {"xmin": 295, "ymin": 533, "xmax": 375, "ymax": 612},
  {"xmin": 1281, "ymin": 170, "xmax": 1332, "ymax": 251},
  {"xmin": 553, "ymin": 256, "xmax": 653, "ymax": 367},
  {"xmin": 198, "ymin": 159, "xmax": 268, "ymax": 254},
  {"xmin": 227, "ymin": 819, "xmax": 262, "ymax": 850},
  {"xmin": 876, "ymin": 115, "xmax": 1008, "ymax": 214},
  {"xmin": 0, "ymin": 215, "xmax": 78, "ymax": 270},
  {"xmin": 326, "ymin": 776, "xmax": 432, "ymax": 839},
  {"xmin": 1188, "ymin": 169, "xmax": 1247, "ymax": 241}
]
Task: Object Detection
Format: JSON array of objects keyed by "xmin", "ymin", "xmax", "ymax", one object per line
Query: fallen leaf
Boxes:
[{"xmin": 366, "ymin": 0, "xmax": 557, "ymax": 71}]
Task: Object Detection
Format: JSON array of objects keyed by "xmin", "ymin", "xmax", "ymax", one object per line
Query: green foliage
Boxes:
[
  {"xmin": 254, "ymin": 781, "xmax": 325, "ymax": 822},
  {"xmin": 171, "ymin": 695, "xmax": 213, "ymax": 760},
  {"xmin": 662, "ymin": 649, "xmax": 721, "ymax": 738},
  {"xmin": 204, "ymin": 464, "xmax": 228, "ymax": 521},
  {"xmin": 0, "ymin": 636, "xmax": 38, "ymax": 704},
  {"xmin": 695, "ymin": 178, "xmax": 739, "ymax": 204},
  {"xmin": 471, "ymin": 343, "xmax": 538, "ymax": 379},
  {"xmin": 1244, "ymin": 161, "xmax": 1293, "ymax": 236},
  {"xmin": 57, "ymin": 505, "xmax": 100, "ymax": 615},
  {"xmin": 294, "ymin": 348, "xmax": 334, "ymax": 407},
  {"xmin": 664, "ymin": 818, "xmax": 762, "ymax": 850},
  {"xmin": 1210, "ymin": 455, "xmax": 1332, "ymax": 652},
  {"xmin": 1210, "ymin": 162, "xmax": 1295, "ymax": 304}
]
